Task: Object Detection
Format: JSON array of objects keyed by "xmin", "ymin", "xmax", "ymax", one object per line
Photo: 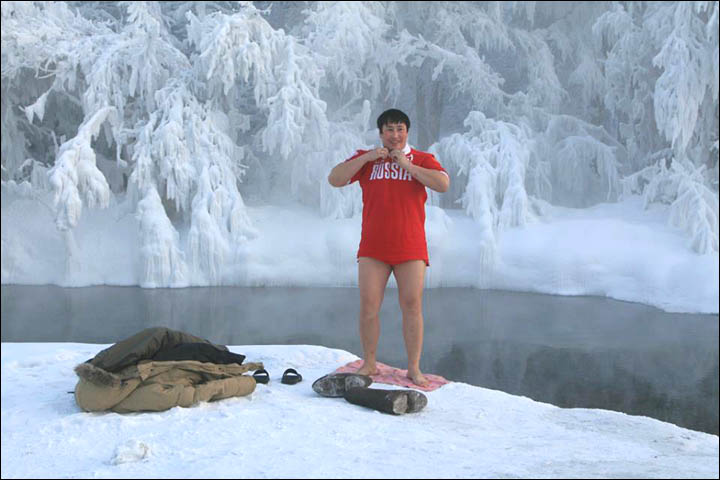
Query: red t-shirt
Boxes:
[{"xmin": 346, "ymin": 147, "xmax": 447, "ymax": 266}]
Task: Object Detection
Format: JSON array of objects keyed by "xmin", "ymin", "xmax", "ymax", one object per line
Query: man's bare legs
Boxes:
[
  {"xmin": 357, "ymin": 257, "xmax": 392, "ymax": 376},
  {"xmin": 393, "ymin": 260, "xmax": 429, "ymax": 386}
]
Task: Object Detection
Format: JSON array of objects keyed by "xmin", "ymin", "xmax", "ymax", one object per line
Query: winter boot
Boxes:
[{"xmin": 343, "ymin": 386, "xmax": 428, "ymax": 415}]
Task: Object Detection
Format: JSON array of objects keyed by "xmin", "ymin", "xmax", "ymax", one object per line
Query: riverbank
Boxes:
[{"xmin": 1, "ymin": 342, "xmax": 717, "ymax": 478}]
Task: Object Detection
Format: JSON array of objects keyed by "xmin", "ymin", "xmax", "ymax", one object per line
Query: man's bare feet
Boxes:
[
  {"xmin": 407, "ymin": 369, "xmax": 429, "ymax": 387},
  {"xmin": 356, "ymin": 361, "xmax": 378, "ymax": 376}
]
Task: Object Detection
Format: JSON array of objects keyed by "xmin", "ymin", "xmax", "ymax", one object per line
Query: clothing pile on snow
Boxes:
[{"xmin": 73, "ymin": 327, "xmax": 263, "ymax": 413}]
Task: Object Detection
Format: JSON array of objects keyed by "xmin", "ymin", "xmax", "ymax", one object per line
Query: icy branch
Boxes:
[{"xmin": 48, "ymin": 107, "xmax": 115, "ymax": 231}]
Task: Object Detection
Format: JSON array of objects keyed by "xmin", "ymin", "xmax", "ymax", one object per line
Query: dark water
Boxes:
[{"xmin": 1, "ymin": 285, "xmax": 717, "ymax": 435}]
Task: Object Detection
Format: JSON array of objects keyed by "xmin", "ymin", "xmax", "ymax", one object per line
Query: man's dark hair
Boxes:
[{"xmin": 377, "ymin": 109, "xmax": 410, "ymax": 132}]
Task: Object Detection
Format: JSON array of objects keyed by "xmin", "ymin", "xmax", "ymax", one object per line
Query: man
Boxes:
[{"xmin": 327, "ymin": 109, "xmax": 449, "ymax": 386}]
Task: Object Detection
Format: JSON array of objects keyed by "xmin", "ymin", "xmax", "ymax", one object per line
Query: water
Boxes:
[{"xmin": 1, "ymin": 285, "xmax": 717, "ymax": 435}]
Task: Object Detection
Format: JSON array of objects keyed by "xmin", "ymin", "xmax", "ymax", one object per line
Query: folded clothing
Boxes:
[
  {"xmin": 152, "ymin": 342, "xmax": 245, "ymax": 365},
  {"xmin": 73, "ymin": 327, "xmax": 260, "ymax": 413},
  {"xmin": 87, "ymin": 327, "xmax": 232, "ymax": 373}
]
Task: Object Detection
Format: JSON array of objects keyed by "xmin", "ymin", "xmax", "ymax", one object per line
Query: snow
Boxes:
[
  {"xmin": 2, "ymin": 184, "xmax": 717, "ymax": 478},
  {"xmin": 1, "ymin": 3, "xmax": 718, "ymax": 474},
  {"xmin": 2, "ymin": 189, "xmax": 717, "ymax": 314},
  {"xmin": 1, "ymin": 342, "xmax": 717, "ymax": 478}
]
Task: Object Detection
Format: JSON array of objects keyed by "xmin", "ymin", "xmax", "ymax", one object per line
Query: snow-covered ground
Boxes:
[
  {"xmin": 2, "ymin": 188, "xmax": 717, "ymax": 477},
  {"xmin": 2, "ymin": 191, "xmax": 717, "ymax": 314},
  {"xmin": 1, "ymin": 342, "xmax": 717, "ymax": 479}
]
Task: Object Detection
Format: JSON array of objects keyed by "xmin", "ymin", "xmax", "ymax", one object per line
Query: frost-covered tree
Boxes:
[
  {"xmin": 1, "ymin": 1, "xmax": 718, "ymax": 288},
  {"xmin": 2, "ymin": 1, "xmax": 261, "ymax": 286},
  {"xmin": 595, "ymin": 1, "xmax": 719, "ymax": 253},
  {"xmin": 430, "ymin": 111, "xmax": 539, "ymax": 269}
]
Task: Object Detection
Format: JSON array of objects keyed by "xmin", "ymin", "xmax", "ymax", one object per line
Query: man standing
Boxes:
[{"xmin": 327, "ymin": 109, "xmax": 449, "ymax": 386}]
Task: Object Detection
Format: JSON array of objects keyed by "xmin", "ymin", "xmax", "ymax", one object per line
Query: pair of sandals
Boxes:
[
  {"xmin": 252, "ymin": 368, "xmax": 302, "ymax": 385},
  {"xmin": 311, "ymin": 372, "xmax": 427, "ymax": 415}
]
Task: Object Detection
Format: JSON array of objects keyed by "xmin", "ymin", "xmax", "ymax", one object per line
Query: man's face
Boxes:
[{"xmin": 380, "ymin": 122, "xmax": 408, "ymax": 151}]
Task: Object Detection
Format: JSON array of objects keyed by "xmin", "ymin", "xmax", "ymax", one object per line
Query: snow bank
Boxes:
[
  {"xmin": 1, "ymin": 189, "xmax": 717, "ymax": 314},
  {"xmin": 1, "ymin": 342, "xmax": 717, "ymax": 478}
]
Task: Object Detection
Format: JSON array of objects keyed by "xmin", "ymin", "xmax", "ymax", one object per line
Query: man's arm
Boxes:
[
  {"xmin": 390, "ymin": 150, "xmax": 450, "ymax": 193},
  {"xmin": 327, "ymin": 148, "xmax": 388, "ymax": 187},
  {"xmin": 406, "ymin": 164, "xmax": 450, "ymax": 193}
]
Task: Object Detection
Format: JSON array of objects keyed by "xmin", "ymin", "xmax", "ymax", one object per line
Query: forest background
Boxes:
[{"xmin": 1, "ymin": 1, "xmax": 717, "ymax": 290}]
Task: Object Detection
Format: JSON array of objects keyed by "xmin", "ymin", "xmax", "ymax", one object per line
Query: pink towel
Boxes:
[{"xmin": 333, "ymin": 360, "xmax": 450, "ymax": 392}]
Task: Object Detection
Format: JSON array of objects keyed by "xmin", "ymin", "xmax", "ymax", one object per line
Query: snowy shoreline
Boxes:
[
  {"xmin": 2, "ymin": 193, "xmax": 718, "ymax": 314},
  {"xmin": 1, "ymin": 342, "xmax": 718, "ymax": 479}
]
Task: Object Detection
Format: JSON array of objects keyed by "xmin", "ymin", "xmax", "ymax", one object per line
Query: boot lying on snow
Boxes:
[
  {"xmin": 343, "ymin": 386, "xmax": 428, "ymax": 415},
  {"xmin": 312, "ymin": 373, "xmax": 373, "ymax": 397}
]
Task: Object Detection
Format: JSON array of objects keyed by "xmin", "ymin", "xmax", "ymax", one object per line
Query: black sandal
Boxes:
[
  {"xmin": 281, "ymin": 368, "xmax": 302, "ymax": 385},
  {"xmin": 253, "ymin": 368, "xmax": 270, "ymax": 384}
]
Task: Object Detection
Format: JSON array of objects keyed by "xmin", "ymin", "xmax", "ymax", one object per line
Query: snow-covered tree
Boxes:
[
  {"xmin": 1, "ymin": 1, "xmax": 717, "ymax": 288},
  {"xmin": 595, "ymin": 1, "xmax": 719, "ymax": 253}
]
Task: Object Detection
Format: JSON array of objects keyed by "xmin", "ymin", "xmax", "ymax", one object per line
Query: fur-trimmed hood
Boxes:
[{"xmin": 74, "ymin": 362, "xmax": 122, "ymax": 388}]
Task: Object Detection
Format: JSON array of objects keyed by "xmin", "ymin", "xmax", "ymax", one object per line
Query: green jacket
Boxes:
[{"xmin": 74, "ymin": 327, "xmax": 263, "ymax": 413}]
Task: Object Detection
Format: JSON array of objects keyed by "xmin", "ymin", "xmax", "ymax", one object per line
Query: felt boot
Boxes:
[{"xmin": 343, "ymin": 386, "xmax": 427, "ymax": 415}]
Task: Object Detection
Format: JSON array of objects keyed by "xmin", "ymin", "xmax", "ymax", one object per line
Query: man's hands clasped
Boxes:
[
  {"xmin": 368, "ymin": 147, "xmax": 412, "ymax": 171},
  {"xmin": 370, "ymin": 147, "xmax": 389, "ymax": 161},
  {"xmin": 389, "ymin": 149, "xmax": 412, "ymax": 170}
]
